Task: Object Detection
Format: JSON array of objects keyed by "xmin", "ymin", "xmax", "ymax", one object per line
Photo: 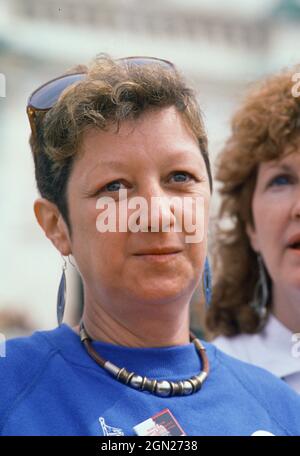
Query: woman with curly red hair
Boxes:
[{"xmin": 208, "ymin": 66, "xmax": 300, "ymax": 393}]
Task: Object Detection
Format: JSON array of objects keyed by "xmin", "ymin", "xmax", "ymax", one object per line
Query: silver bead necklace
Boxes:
[{"xmin": 79, "ymin": 321, "xmax": 209, "ymax": 397}]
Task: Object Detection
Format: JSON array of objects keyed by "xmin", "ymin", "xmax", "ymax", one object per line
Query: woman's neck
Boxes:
[{"xmin": 74, "ymin": 293, "xmax": 191, "ymax": 348}]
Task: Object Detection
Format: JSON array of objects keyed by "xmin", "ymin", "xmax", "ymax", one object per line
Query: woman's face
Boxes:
[
  {"xmin": 247, "ymin": 151, "xmax": 300, "ymax": 292},
  {"xmin": 66, "ymin": 106, "xmax": 211, "ymax": 314}
]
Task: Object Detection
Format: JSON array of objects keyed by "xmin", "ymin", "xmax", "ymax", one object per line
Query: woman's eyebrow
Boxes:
[
  {"xmin": 162, "ymin": 150, "xmax": 203, "ymax": 165},
  {"xmin": 84, "ymin": 161, "xmax": 129, "ymax": 181},
  {"xmin": 264, "ymin": 162, "xmax": 294, "ymax": 173}
]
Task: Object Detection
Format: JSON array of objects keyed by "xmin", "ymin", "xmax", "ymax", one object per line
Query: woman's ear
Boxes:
[
  {"xmin": 34, "ymin": 198, "xmax": 72, "ymax": 256},
  {"xmin": 245, "ymin": 222, "xmax": 260, "ymax": 253}
]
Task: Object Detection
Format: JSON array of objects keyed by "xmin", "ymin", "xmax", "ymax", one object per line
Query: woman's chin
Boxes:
[{"xmin": 127, "ymin": 281, "xmax": 191, "ymax": 304}]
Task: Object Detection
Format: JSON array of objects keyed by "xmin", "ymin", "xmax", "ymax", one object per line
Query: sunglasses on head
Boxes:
[{"xmin": 26, "ymin": 56, "xmax": 175, "ymax": 135}]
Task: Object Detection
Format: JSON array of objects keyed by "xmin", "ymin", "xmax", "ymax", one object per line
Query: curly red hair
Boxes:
[{"xmin": 206, "ymin": 66, "xmax": 300, "ymax": 336}]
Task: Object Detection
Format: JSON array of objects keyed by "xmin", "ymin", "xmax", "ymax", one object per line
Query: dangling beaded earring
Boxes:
[
  {"xmin": 250, "ymin": 254, "xmax": 268, "ymax": 322},
  {"xmin": 57, "ymin": 255, "xmax": 67, "ymax": 326},
  {"xmin": 203, "ymin": 256, "xmax": 212, "ymax": 307}
]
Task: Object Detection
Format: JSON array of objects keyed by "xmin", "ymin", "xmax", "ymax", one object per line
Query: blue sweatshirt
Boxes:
[{"xmin": 0, "ymin": 324, "xmax": 300, "ymax": 436}]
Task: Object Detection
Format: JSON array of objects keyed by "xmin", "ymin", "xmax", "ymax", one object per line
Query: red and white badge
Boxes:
[{"xmin": 133, "ymin": 408, "xmax": 186, "ymax": 436}]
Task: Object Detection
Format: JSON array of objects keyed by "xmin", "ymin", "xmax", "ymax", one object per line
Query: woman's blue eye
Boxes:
[
  {"xmin": 170, "ymin": 171, "xmax": 194, "ymax": 183},
  {"xmin": 269, "ymin": 174, "xmax": 292, "ymax": 187},
  {"xmin": 104, "ymin": 180, "xmax": 125, "ymax": 192}
]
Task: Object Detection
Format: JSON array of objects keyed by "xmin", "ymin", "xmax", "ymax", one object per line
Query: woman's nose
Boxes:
[{"xmin": 135, "ymin": 183, "xmax": 177, "ymax": 232}]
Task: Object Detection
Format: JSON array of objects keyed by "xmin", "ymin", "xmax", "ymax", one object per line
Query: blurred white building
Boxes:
[{"xmin": 0, "ymin": 0, "xmax": 299, "ymax": 331}]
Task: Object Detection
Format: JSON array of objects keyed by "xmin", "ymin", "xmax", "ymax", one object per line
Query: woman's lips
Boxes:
[
  {"xmin": 287, "ymin": 247, "xmax": 300, "ymax": 256},
  {"xmin": 286, "ymin": 233, "xmax": 300, "ymax": 249},
  {"xmin": 133, "ymin": 252, "xmax": 182, "ymax": 262}
]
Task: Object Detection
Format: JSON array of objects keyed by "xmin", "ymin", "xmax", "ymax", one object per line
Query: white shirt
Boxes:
[{"xmin": 213, "ymin": 314, "xmax": 300, "ymax": 394}]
